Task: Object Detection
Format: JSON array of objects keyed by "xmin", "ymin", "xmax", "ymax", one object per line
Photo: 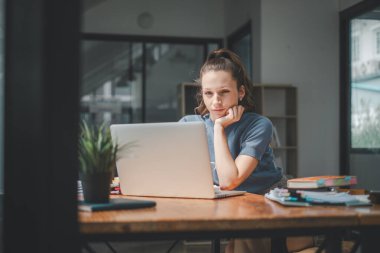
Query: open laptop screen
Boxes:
[{"xmin": 110, "ymin": 122, "xmax": 217, "ymax": 198}]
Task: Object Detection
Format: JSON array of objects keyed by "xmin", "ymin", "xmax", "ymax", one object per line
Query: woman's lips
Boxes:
[{"xmin": 212, "ymin": 109, "xmax": 226, "ymax": 115}]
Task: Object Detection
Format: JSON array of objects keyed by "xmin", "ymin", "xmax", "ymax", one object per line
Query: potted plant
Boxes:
[{"xmin": 78, "ymin": 120, "xmax": 119, "ymax": 203}]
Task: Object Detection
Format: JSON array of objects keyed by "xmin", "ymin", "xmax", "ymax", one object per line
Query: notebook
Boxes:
[
  {"xmin": 110, "ymin": 122, "xmax": 246, "ymax": 199},
  {"xmin": 78, "ymin": 198, "xmax": 156, "ymax": 212}
]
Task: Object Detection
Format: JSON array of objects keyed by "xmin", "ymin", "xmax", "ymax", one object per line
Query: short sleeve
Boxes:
[
  {"xmin": 179, "ymin": 115, "xmax": 203, "ymax": 122},
  {"xmin": 239, "ymin": 117, "xmax": 273, "ymax": 160}
]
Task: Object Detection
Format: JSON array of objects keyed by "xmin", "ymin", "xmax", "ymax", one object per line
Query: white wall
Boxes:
[
  {"xmin": 83, "ymin": 0, "xmax": 225, "ymax": 38},
  {"xmin": 224, "ymin": 0, "xmax": 254, "ymax": 33},
  {"xmin": 223, "ymin": 0, "xmax": 343, "ymax": 176},
  {"xmin": 260, "ymin": 0, "xmax": 341, "ymax": 177}
]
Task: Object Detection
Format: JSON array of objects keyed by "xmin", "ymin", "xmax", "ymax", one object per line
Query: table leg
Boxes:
[
  {"xmin": 82, "ymin": 242, "xmax": 96, "ymax": 253},
  {"xmin": 324, "ymin": 234, "xmax": 342, "ymax": 253},
  {"xmin": 360, "ymin": 228, "xmax": 380, "ymax": 253},
  {"xmin": 211, "ymin": 239, "xmax": 221, "ymax": 253},
  {"xmin": 271, "ymin": 237, "xmax": 288, "ymax": 253},
  {"xmin": 104, "ymin": 241, "xmax": 117, "ymax": 253}
]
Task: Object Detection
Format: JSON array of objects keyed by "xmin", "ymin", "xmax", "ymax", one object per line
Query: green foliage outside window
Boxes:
[{"xmin": 352, "ymin": 100, "xmax": 380, "ymax": 149}]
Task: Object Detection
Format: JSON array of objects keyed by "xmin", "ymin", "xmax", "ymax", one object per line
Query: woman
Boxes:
[
  {"xmin": 180, "ymin": 49, "xmax": 314, "ymax": 253},
  {"xmin": 180, "ymin": 48, "xmax": 287, "ymax": 194}
]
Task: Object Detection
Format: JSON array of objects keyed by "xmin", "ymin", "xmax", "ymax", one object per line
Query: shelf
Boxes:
[{"xmin": 253, "ymin": 84, "xmax": 298, "ymax": 177}]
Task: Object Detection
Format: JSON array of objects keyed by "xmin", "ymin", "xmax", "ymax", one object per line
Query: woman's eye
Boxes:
[{"xmin": 204, "ymin": 91, "xmax": 212, "ymax": 96}]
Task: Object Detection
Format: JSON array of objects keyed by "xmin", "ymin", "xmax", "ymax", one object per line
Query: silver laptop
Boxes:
[{"xmin": 110, "ymin": 122, "xmax": 246, "ymax": 199}]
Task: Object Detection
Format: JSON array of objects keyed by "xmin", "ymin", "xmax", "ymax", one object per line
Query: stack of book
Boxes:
[
  {"xmin": 265, "ymin": 175, "xmax": 371, "ymax": 206},
  {"xmin": 110, "ymin": 177, "xmax": 121, "ymax": 195},
  {"xmin": 286, "ymin": 175, "xmax": 358, "ymax": 190}
]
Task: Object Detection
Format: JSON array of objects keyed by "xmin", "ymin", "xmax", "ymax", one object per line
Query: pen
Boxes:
[{"xmin": 282, "ymin": 197, "xmax": 298, "ymax": 202}]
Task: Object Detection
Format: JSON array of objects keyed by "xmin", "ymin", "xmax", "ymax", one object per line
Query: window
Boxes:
[
  {"xmin": 352, "ymin": 35, "xmax": 360, "ymax": 62},
  {"xmin": 144, "ymin": 43, "xmax": 204, "ymax": 122},
  {"xmin": 341, "ymin": 1, "xmax": 380, "ymax": 190},
  {"xmin": 81, "ymin": 41, "xmax": 144, "ymax": 124},
  {"xmin": 376, "ymin": 30, "xmax": 380, "ymax": 54},
  {"xmin": 81, "ymin": 34, "xmax": 222, "ymax": 125},
  {"xmin": 350, "ymin": 19, "xmax": 380, "ymax": 150}
]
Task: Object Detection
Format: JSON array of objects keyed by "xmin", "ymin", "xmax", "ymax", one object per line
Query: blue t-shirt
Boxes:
[{"xmin": 179, "ymin": 112, "xmax": 283, "ymax": 194}]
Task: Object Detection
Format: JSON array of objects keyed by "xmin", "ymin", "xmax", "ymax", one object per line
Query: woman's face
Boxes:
[{"xmin": 201, "ymin": 70, "xmax": 245, "ymax": 121}]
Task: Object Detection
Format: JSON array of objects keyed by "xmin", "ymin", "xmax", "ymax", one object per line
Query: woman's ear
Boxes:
[{"xmin": 238, "ymin": 85, "xmax": 246, "ymax": 101}]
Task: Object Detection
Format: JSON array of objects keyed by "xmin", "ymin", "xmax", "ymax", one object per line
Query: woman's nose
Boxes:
[{"xmin": 213, "ymin": 94, "xmax": 222, "ymax": 104}]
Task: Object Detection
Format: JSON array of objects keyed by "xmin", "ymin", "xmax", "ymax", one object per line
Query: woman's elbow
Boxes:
[{"xmin": 219, "ymin": 180, "xmax": 239, "ymax": 191}]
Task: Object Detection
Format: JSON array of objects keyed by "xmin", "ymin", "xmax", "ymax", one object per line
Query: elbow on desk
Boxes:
[
  {"xmin": 219, "ymin": 181, "xmax": 239, "ymax": 191},
  {"xmin": 219, "ymin": 174, "xmax": 250, "ymax": 190}
]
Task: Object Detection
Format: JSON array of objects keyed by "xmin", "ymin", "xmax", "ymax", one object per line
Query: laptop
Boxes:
[{"xmin": 110, "ymin": 121, "xmax": 246, "ymax": 199}]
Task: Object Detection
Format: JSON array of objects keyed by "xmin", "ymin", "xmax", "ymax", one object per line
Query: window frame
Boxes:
[
  {"xmin": 227, "ymin": 21, "xmax": 253, "ymax": 79},
  {"xmin": 375, "ymin": 29, "xmax": 380, "ymax": 55},
  {"xmin": 340, "ymin": 0, "xmax": 380, "ymax": 175}
]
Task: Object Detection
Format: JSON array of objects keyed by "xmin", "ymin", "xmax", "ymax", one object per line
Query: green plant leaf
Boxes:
[{"xmin": 78, "ymin": 120, "xmax": 137, "ymax": 175}]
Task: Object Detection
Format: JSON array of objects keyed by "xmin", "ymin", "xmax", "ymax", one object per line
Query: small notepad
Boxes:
[
  {"xmin": 78, "ymin": 198, "xmax": 156, "ymax": 212},
  {"xmin": 265, "ymin": 188, "xmax": 371, "ymax": 207},
  {"xmin": 298, "ymin": 191, "xmax": 371, "ymax": 206}
]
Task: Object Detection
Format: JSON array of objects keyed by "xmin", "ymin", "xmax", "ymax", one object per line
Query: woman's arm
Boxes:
[{"xmin": 214, "ymin": 106, "xmax": 259, "ymax": 190}]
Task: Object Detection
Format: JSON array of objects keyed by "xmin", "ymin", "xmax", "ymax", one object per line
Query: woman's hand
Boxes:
[{"xmin": 214, "ymin": 105, "xmax": 244, "ymax": 129}]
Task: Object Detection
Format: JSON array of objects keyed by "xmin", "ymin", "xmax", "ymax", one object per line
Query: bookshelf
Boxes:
[
  {"xmin": 177, "ymin": 82, "xmax": 200, "ymax": 118},
  {"xmin": 252, "ymin": 84, "xmax": 298, "ymax": 177}
]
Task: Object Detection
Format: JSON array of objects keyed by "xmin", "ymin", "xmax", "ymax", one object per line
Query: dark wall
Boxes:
[{"xmin": 4, "ymin": 0, "xmax": 81, "ymax": 252}]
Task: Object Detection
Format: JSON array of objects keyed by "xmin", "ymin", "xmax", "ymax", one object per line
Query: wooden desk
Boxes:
[{"xmin": 79, "ymin": 193, "xmax": 380, "ymax": 253}]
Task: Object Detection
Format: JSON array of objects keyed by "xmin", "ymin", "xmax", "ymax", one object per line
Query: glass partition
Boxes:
[
  {"xmin": 145, "ymin": 43, "xmax": 204, "ymax": 122},
  {"xmin": 81, "ymin": 41, "xmax": 143, "ymax": 125},
  {"xmin": 80, "ymin": 36, "xmax": 221, "ymax": 124}
]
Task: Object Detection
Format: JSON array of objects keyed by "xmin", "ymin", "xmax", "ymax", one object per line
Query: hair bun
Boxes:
[{"xmin": 207, "ymin": 49, "xmax": 232, "ymax": 61}]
